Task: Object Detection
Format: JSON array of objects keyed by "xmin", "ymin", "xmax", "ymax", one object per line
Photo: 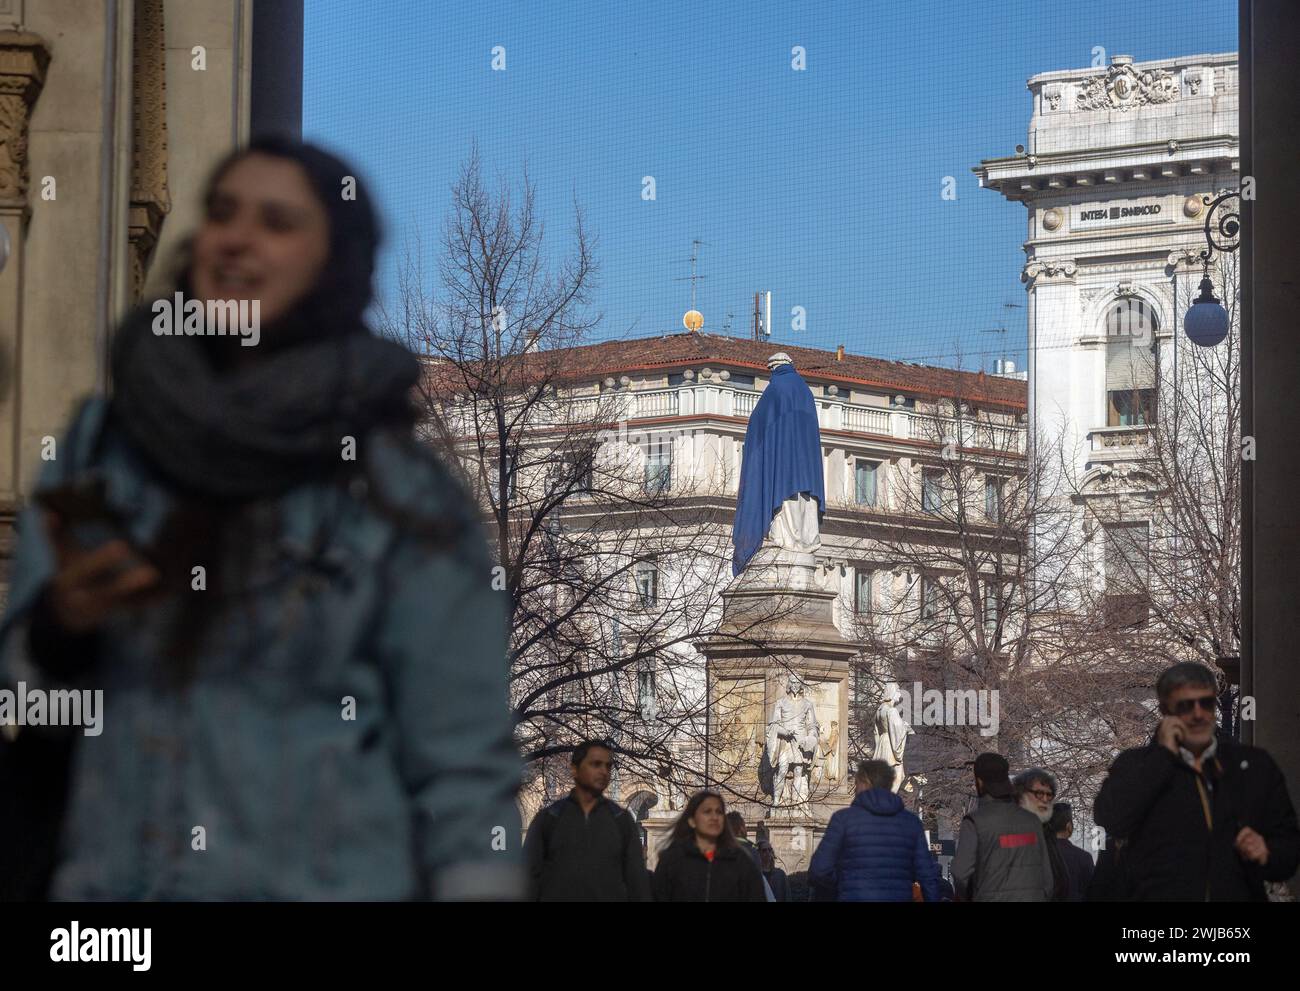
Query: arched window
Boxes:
[{"xmin": 1105, "ymin": 298, "xmax": 1157, "ymax": 426}]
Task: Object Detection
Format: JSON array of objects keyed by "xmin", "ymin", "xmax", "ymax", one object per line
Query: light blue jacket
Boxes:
[{"xmin": 0, "ymin": 397, "xmax": 522, "ymax": 900}]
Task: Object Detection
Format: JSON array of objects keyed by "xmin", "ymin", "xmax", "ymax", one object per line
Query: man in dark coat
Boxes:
[
  {"xmin": 808, "ymin": 759, "xmax": 942, "ymax": 902},
  {"xmin": 524, "ymin": 740, "xmax": 651, "ymax": 901},
  {"xmin": 757, "ymin": 840, "xmax": 790, "ymax": 902},
  {"xmin": 1047, "ymin": 802, "xmax": 1095, "ymax": 902},
  {"xmin": 1094, "ymin": 662, "xmax": 1300, "ymax": 901}
]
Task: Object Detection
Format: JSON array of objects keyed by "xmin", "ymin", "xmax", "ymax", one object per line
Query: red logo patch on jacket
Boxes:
[{"xmin": 999, "ymin": 832, "xmax": 1039, "ymax": 848}]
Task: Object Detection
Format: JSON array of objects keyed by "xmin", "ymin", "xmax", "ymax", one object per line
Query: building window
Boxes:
[
  {"xmin": 637, "ymin": 665, "xmax": 657, "ymax": 721},
  {"xmin": 549, "ymin": 449, "xmax": 594, "ymax": 495},
  {"xmin": 984, "ymin": 476, "xmax": 1003, "ymax": 523},
  {"xmin": 571, "ymin": 449, "xmax": 594, "ymax": 493},
  {"xmin": 921, "ymin": 576, "xmax": 941, "ymax": 620},
  {"xmin": 854, "ymin": 460, "xmax": 880, "ymax": 507},
  {"xmin": 1105, "ymin": 298, "xmax": 1157, "ymax": 427},
  {"xmin": 1109, "ymin": 389, "xmax": 1156, "ymax": 427},
  {"xmin": 982, "ymin": 581, "xmax": 1001, "ymax": 630},
  {"xmin": 644, "ymin": 437, "xmax": 672, "ymax": 495},
  {"xmin": 1103, "ymin": 522, "xmax": 1150, "ymax": 627},
  {"xmin": 922, "ymin": 469, "xmax": 944, "ymax": 514},
  {"xmin": 854, "ymin": 569, "xmax": 873, "ymax": 615},
  {"xmin": 634, "ymin": 560, "xmax": 658, "ymax": 608},
  {"xmin": 488, "ymin": 455, "xmax": 517, "ymax": 503}
]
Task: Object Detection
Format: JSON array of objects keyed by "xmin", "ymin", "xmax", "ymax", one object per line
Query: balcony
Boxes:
[
  {"xmin": 633, "ymin": 389, "xmax": 680, "ymax": 418},
  {"xmin": 1088, "ymin": 425, "xmax": 1155, "ymax": 463},
  {"xmin": 648, "ymin": 387, "xmax": 1024, "ymax": 453},
  {"xmin": 501, "ymin": 384, "xmax": 1026, "ymax": 455}
]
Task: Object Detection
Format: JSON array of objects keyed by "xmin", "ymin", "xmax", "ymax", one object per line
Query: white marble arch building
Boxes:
[{"xmin": 975, "ymin": 51, "xmax": 1238, "ymax": 595}]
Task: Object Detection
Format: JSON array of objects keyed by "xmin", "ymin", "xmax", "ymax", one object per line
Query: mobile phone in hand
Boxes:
[{"xmin": 34, "ymin": 476, "xmax": 153, "ymax": 570}]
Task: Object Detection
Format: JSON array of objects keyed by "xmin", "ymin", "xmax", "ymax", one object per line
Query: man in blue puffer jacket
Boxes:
[{"xmin": 809, "ymin": 760, "xmax": 943, "ymax": 902}]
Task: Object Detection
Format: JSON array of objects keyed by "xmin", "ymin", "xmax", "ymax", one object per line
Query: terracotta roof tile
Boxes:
[{"xmin": 493, "ymin": 331, "xmax": 1026, "ymax": 410}]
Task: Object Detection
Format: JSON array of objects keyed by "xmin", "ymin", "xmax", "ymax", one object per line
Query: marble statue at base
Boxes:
[
  {"xmin": 766, "ymin": 674, "xmax": 820, "ymax": 815},
  {"xmin": 872, "ymin": 684, "xmax": 914, "ymax": 793}
]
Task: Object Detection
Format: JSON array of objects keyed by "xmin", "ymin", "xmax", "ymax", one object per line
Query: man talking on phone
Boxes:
[{"xmin": 1094, "ymin": 662, "xmax": 1299, "ymax": 901}]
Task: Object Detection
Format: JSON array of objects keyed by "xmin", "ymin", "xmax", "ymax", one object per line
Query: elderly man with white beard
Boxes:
[{"xmin": 1014, "ymin": 767, "xmax": 1069, "ymax": 902}]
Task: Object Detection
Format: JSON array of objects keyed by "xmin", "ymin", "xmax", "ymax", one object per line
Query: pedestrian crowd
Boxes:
[{"xmin": 526, "ymin": 663, "xmax": 1300, "ymax": 902}]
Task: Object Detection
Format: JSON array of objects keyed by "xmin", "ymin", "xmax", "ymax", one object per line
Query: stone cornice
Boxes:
[
  {"xmin": 974, "ymin": 138, "xmax": 1238, "ymax": 203},
  {"xmin": 1025, "ymin": 51, "xmax": 1236, "ymax": 88}
]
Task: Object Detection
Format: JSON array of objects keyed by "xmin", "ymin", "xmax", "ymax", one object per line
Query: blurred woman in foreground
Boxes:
[{"xmin": 0, "ymin": 137, "xmax": 521, "ymax": 901}]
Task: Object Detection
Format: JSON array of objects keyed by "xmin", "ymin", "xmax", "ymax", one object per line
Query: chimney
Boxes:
[
  {"xmin": 1004, "ymin": 360, "xmax": 1016, "ymax": 374},
  {"xmin": 835, "ymin": 344, "xmax": 845, "ymax": 362}
]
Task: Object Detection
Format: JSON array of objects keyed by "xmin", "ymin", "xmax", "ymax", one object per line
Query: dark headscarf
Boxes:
[{"xmin": 110, "ymin": 137, "xmax": 419, "ymax": 500}]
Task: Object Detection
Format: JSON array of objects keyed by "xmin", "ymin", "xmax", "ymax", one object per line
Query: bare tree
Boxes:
[
  {"xmin": 1091, "ymin": 252, "xmax": 1240, "ymax": 668},
  {"xmin": 377, "ymin": 149, "xmax": 791, "ymax": 818},
  {"xmin": 834, "ymin": 383, "xmax": 1167, "ymax": 841}
]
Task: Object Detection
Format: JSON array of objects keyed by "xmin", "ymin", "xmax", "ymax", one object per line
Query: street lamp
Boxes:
[{"xmin": 1183, "ymin": 191, "xmax": 1240, "ymax": 347}]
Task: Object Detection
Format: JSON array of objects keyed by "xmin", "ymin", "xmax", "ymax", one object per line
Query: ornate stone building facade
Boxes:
[
  {"xmin": 974, "ymin": 53, "xmax": 1240, "ymax": 860},
  {"xmin": 975, "ymin": 51, "xmax": 1238, "ymax": 612}
]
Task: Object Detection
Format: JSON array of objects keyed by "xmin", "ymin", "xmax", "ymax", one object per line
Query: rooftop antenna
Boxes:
[
  {"xmin": 676, "ymin": 238, "xmax": 709, "ymax": 332},
  {"xmin": 674, "ymin": 238, "xmax": 710, "ymax": 310},
  {"xmin": 722, "ymin": 310, "xmax": 735, "ymax": 334},
  {"xmin": 978, "ymin": 301, "xmax": 1022, "ymax": 372}
]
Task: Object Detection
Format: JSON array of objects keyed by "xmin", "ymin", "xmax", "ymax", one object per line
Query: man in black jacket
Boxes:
[
  {"xmin": 1094, "ymin": 662, "xmax": 1300, "ymax": 901},
  {"xmin": 524, "ymin": 740, "xmax": 652, "ymax": 901},
  {"xmin": 1047, "ymin": 802, "xmax": 1095, "ymax": 902}
]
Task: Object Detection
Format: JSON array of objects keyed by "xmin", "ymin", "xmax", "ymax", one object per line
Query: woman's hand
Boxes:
[{"xmin": 43, "ymin": 511, "xmax": 160, "ymax": 635}]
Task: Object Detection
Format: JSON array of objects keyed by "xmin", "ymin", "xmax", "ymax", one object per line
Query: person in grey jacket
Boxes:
[
  {"xmin": 952, "ymin": 753, "xmax": 1055, "ymax": 901},
  {"xmin": 0, "ymin": 138, "xmax": 522, "ymax": 901}
]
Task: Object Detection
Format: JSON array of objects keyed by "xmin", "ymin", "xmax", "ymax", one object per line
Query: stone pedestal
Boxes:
[{"xmin": 695, "ymin": 544, "xmax": 859, "ymax": 875}]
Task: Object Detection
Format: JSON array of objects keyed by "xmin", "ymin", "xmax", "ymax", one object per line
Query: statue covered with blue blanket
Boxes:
[{"xmin": 731, "ymin": 352, "xmax": 825, "ymax": 577}]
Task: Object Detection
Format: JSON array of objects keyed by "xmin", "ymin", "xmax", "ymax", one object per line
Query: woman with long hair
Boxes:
[
  {"xmin": 651, "ymin": 791, "xmax": 766, "ymax": 902},
  {"xmin": 0, "ymin": 137, "xmax": 521, "ymax": 901}
]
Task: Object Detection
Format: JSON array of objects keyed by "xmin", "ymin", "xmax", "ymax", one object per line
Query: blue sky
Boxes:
[{"xmin": 303, "ymin": 0, "xmax": 1236, "ymax": 372}]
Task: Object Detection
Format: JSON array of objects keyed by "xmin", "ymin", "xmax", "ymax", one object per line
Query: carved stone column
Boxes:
[
  {"xmin": 0, "ymin": 30, "xmax": 50, "ymax": 596},
  {"xmin": 129, "ymin": 0, "xmax": 169, "ymax": 301}
]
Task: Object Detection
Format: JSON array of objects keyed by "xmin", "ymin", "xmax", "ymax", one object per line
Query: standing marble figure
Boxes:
[
  {"xmin": 766, "ymin": 674, "xmax": 821, "ymax": 813},
  {"xmin": 731, "ymin": 353, "xmax": 826, "ymax": 576},
  {"xmin": 872, "ymin": 684, "xmax": 915, "ymax": 793}
]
